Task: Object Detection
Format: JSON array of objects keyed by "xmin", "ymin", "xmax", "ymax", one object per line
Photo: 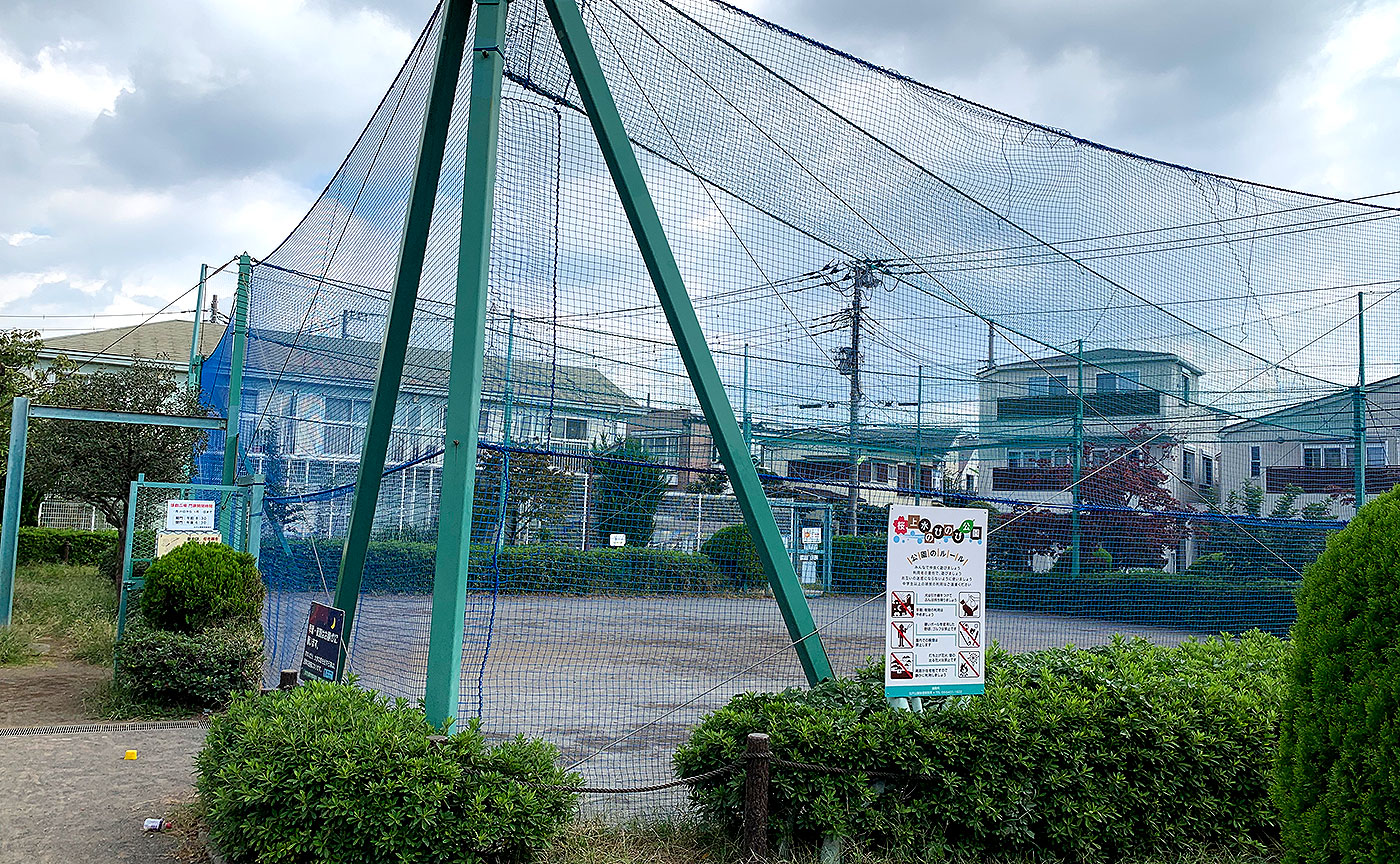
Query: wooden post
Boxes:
[
  {"xmin": 743, "ymin": 732, "xmax": 771, "ymax": 859},
  {"xmin": 279, "ymin": 669, "xmax": 298, "ymax": 691}
]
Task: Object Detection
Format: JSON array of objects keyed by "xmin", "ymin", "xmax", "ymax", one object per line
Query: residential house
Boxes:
[
  {"xmin": 976, "ymin": 348, "xmax": 1223, "ymax": 508},
  {"xmin": 1218, "ymin": 374, "xmax": 1400, "ymax": 520}
]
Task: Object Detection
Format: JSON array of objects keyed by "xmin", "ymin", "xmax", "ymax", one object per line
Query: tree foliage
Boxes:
[
  {"xmin": 471, "ymin": 448, "xmax": 574, "ymax": 544},
  {"xmin": 1195, "ymin": 481, "xmax": 1336, "ymax": 580},
  {"xmin": 0, "ymin": 329, "xmax": 78, "ymax": 525},
  {"xmin": 990, "ymin": 428, "xmax": 1187, "ymax": 571},
  {"xmin": 28, "ymin": 360, "xmax": 208, "ymax": 577},
  {"xmin": 589, "ymin": 437, "xmax": 664, "ymax": 547},
  {"xmin": 1274, "ymin": 489, "xmax": 1400, "ymax": 864}
]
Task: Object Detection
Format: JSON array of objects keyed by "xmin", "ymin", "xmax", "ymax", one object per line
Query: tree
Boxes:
[
  {"xmin": 589, "ymin": 437, "xmax": 665, "ymax": 547},
  {"xmin": 1274, "ymin": 489, "xmax": 1400, "ymax": 863},
  {"xmin": 0, "ymin": 328, "xmax": 78, "ymax": 525},
  {"xmin": 990, "ymin": 427, "xmax": 1187, "ymax": 572},
  {"xmin": 686, "ymin": 472, "xmax": 728, "ymax": 495},
  {"xmin": 471, "ymin": 448, "xmax": 573, "ymax": 545},
  {"xmin": 30, "ymin": 360, "xmax": 209, "ymax": 576},
  {"xmin": 1195, "ymin": 481, "xmax": 1335, "ymax": 580}
]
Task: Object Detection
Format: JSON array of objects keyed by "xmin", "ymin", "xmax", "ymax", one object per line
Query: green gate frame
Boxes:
[
  {"xmin": 333, "ymin": 0, "xmax": 834, "ymax": 726},
  {"xmin": 114, "ymin": 473, "xmax": 265, "ymax": 642}
]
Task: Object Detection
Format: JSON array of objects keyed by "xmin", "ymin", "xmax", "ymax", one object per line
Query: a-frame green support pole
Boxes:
[
  {"xmin": 542, "ymin": 0, "xmax": 833, "ymax": 684},
  {"xmin": 424, "ymin": 0, "xmax": 511, "ymax": 726},
  {"xmin": 221, "ymin": 253, "xmax": 251, "ymax": 486},
  {"xmin": 333, "ymin": 0, "xmax": 475, "ymax": 682}
]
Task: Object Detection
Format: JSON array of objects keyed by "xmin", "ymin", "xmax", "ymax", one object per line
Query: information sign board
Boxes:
[
  {"xmin": 165, "ymin": 499, "xmax": 216, "ymax": 531},
  {"xmin": 884, "ymin": 505, "xmax": 987, "ymax": 698},
  {"xmin": 800, "ymin": 526, "xmax": 822, "ymax": 547},
  {"xmin": 155, "ymin": 532, "xmax": 222, "ymax": 558},
  {"xmin": 300, "ymin": 602, "xmax": 346, "ymax": 683},
  {"xmin": 609, "ymin": 533, "xmax": 626, "ymax": 547}
]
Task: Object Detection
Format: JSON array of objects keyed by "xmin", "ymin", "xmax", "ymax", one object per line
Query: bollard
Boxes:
[
  {"xmin": 743, "ymin": 732, "xmax": 771, "ymax": 860},
  {"xmin": 279, "ymin": 669, "xmax": 298, "ymax": 691}
]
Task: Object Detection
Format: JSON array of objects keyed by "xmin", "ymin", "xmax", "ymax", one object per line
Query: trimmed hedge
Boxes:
[
  {"xmin": 676, "ymin": 633, "xmax": 1288, "ymax": 861},
  {"xmin": 140, "ymin": 542, "xmax": 264, "ymax": 633},
  {"xmin": 700, "ymin": 524, "xmax": 764, "ymax": 590},
  {"xmin": 197, "ymin": 681, "xmax": 578, "ymax": 864},
  {"xmin": 262, "ymin": 539, "xmax": 724, "ymax": 594},
  {"xmin": 15, "ymin": 527, "xmax": 117, "ymax": 566},
  {"xmin": 113, "ymin": 617, "xmax": 263, "ymax": 710},
  {"xmin": 1275, "ymin": 489, "xmax": 1400, "ymax": 863}
]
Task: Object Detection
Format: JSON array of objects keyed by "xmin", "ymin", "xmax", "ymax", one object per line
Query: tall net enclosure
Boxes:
[{"xmin": 198, "ymin": 0, "xmax": 1399, "ymax": 805}]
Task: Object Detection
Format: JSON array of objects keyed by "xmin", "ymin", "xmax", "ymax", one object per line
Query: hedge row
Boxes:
[
  {"xmin": 676, "ymin": 633, "xmax": 1288, "ymax": 861},
  {"xmin": 262, "ymin": 539, "xmax": 725, "ymax": 594},
  {"xmin": 15, "ymin": 527, "xmax": 118, "ymax": 566}
]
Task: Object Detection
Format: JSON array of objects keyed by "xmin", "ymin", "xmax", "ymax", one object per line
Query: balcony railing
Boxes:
[
  {"xmin": 996, "ymin": 391, "xmax": 1160, "ymax": 420},
  {"xmin": 1265, "ymin": 466, "xmax": 1400, "ymax": 495}
]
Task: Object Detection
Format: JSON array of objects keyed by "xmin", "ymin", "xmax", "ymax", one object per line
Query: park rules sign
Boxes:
[
  {"xmin": 885, "ymin": 505, "xmax": 988, "ymax": 699},
  {"xmin": 300, "ymin": 602, "xmax": 346, "ymax": 683}
]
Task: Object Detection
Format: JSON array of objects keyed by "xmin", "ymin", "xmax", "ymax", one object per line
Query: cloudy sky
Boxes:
[{"xmin": 3, "ymin": 0, "xmax": 1400, "ymax": 335}]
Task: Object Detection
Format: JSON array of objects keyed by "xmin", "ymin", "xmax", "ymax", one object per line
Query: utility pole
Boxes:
[
  {"xmin": 914, "ymin": 364, "xmax": 923, "ymax": 507},
  {"xmin": 836, "ymin": 263, "xmax": 876, "ymax": 535}
]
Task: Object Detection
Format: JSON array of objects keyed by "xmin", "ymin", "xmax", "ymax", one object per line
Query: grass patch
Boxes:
[
  {"xmin": 5, "ymin": 563, "xmax": 119, "ymax": 665},
  {"xmin": 537, "ymin": 818, "xmax": 1281, "ymax": 864},
  {"xmin": 0, "ymin": 624, "xmax": 35, "ymax": 664}
]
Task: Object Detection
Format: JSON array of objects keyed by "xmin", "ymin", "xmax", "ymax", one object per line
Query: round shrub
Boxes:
[
  {"xmin": 140, "ymin": 541, "xmax": 263, "ymax": 633},
  {"xmin": 700, "ymin": 524, "xmax": 764, "ymax": 590},
  {"xmin": 1275, "ymin": 489, "xmax": 1400, "ymax": 864},
  {"xmin": 197, "ymin": 681, "xmax": 579, "ymax": 864}
]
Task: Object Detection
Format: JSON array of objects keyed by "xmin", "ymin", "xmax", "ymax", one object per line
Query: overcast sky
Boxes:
[{"xmin": 3, "ymin": 0, "xmax": 1400, "ymax": 334}]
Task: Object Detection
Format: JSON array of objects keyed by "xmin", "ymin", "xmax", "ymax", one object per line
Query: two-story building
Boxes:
[
  {"xmin": 976, "ymin": 348, "xmax": 1223, "ymax": 509},
  {"xmin": 1217, "ymin": 374, "xmax": 1400, "ymax": 520}
]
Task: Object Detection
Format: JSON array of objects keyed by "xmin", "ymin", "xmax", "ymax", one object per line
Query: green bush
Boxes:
[
  {"xmin": 140, "ymin": 541, "xmax": 263, "ymax": 633},
  {"xmin": 15, "ymin": 527, "xmax": 118, "ymax": 566},
  {"xmin": 677, "ymin": 633, "xmax": 1287, "ymax": 862},
  {"xmin": 700, "ymin": 525, "xmax": 764, "ymax": 590},
  {"xmin": 1274, "ymin": 489, "xmax": 1400, "ymax": 864},
  {"xmin": 829, "ymin": 535, "xmax": 884, "ymax": 593},
  {"xmin": 197, "ymin": 681, "xmax": 579, "ymax": 864},
  {"xmin": 113, "ymin": 618, "xmax": 263, "ymax": 709}
]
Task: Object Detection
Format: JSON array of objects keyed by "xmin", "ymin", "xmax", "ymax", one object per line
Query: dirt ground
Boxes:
[{"xmin": 0, "ymin": 659, "xmax": 109, "ymax": 728}]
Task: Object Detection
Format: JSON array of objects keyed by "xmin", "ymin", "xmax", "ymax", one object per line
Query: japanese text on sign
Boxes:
[
  {"xmin": 165, "ymin": 499, "xmax": 216, "ymax": 532},
  {"xmin": 885, "ymin": 505, "xmax": 987, "ymax": 699}
]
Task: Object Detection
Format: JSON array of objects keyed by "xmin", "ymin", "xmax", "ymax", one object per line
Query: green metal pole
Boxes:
[
  {"xmin": 1071, "ymin": 341, "xmax": 1083, "ymax": 579},
  {"xmin": 914, "ymin": 364, "xmax": 923, "ymax": 506},
  {"xmin": 114, "ymin": 474, "xmax": 142, "ymax": 644},
  {"xmin": 188, "ymin": 263, "xmax": 208, "ymax": 393},
  {"xmin": 494, "ymin": 310, "xmax": 515, "ymax": 553},
  {"xmin": 1353, "ymin": 292, "xmax": 1366, "ymax": 512},
  {"xmin": 424, "ymin": 0, "xmax": 512, "ymax": 726},
  {"xmin": 542, "ymin": 0, "xmax": 833, "ymax": 683},
  {"xmin": 0, "ymin": 397, "xmax": 30, "ymax": 627},
  {"xmin": 332, "ymin": 0, "xmax": 475, "ymax": 687},
  {"xmin": 221, "ymin": 254, "xmax": 250, "ymax": 486}
]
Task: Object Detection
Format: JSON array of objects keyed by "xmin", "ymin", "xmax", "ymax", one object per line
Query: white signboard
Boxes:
[
  {"xmin": 165, "ymin": 499, "xmax": 216, "ymax": 532},
  {"xmin": 885, "ymin": 505, "xmax": 987, "ymax": 699},
  {"xmin": 800, "ymin": 526, "xmax": 822, "ymax": 547},
  {"xmin": 609, "ymin": 533, "xmax": 626, "ymax": 547},
  {"xmin": 156, "ymin": 532, "xmax": 222, "ymax": 558}
]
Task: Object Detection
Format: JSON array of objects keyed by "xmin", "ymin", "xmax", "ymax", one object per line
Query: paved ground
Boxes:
[
  {"xmin": 0, "ymin": 724, "xmax": 206, "ymax": 864},
  {"xmin": 263, "ymin": 591, "xmax": 1196, "ymax": 812}
]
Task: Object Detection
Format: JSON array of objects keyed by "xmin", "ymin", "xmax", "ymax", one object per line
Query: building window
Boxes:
[
  {"xmin": 1182, "ymin": 374, "xmax": 1192, "ymax": 404},
  {"xmin": 1202, "ymin": 456, "xmax": 1213, "ymax": 486},
  {"xmin": 1368, "ymin": 442, "xmax": 1387, "ymax": 466},
  {"xmin": 1250, "ymin": 445, "xmax": 1261, "ymax": 478},
  {"xmin": 565, "ymin": 418, "xmax": 587, "ymax": 440},
  {"xmin": 965, "ymin": 473, "xmax": 975, "ymax": 492},
  {"xmin": 1027, "ymin": 375, "xmax": 1069, "ymax": 396},
  {"xmin": 873, "ymin": 463, "xmax": 889, "ymax": 483},
  {"xmin": 1182, "ymin": 449, "xmax": 1195, "ymax": 481},
  {"xmin": 1303, "ymin": 445, "xmax": 1346, "ymax": 469},
  {"xmin": 1096, "ymin": 371, "xmax": 1140, "ymax": 393},
  {"xmin": 324, "ymin": 397, "xmax": 369, "ymax": 455},
  {"xmin": 1008, "ymin": 449, "xmax": 1068, "ymax": 467}
]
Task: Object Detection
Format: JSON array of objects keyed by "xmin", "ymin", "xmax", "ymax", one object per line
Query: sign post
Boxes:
[
  {"xmin": 884, "ymin": 505, "xmax": 988, "ymax": 700},
  {"xmin": 300, "ymin": 602, "xmax": 346, "ymax": 683}
]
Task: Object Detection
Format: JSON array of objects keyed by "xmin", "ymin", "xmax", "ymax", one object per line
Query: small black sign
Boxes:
[{"xmin": 300, "ymin": 602, "xmax": 345, "ymax": 683}]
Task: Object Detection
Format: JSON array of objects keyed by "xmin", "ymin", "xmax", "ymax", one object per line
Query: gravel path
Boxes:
[{"xmin": 0, "ymin": 724, "xmax": 207, "ymax": 864}]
